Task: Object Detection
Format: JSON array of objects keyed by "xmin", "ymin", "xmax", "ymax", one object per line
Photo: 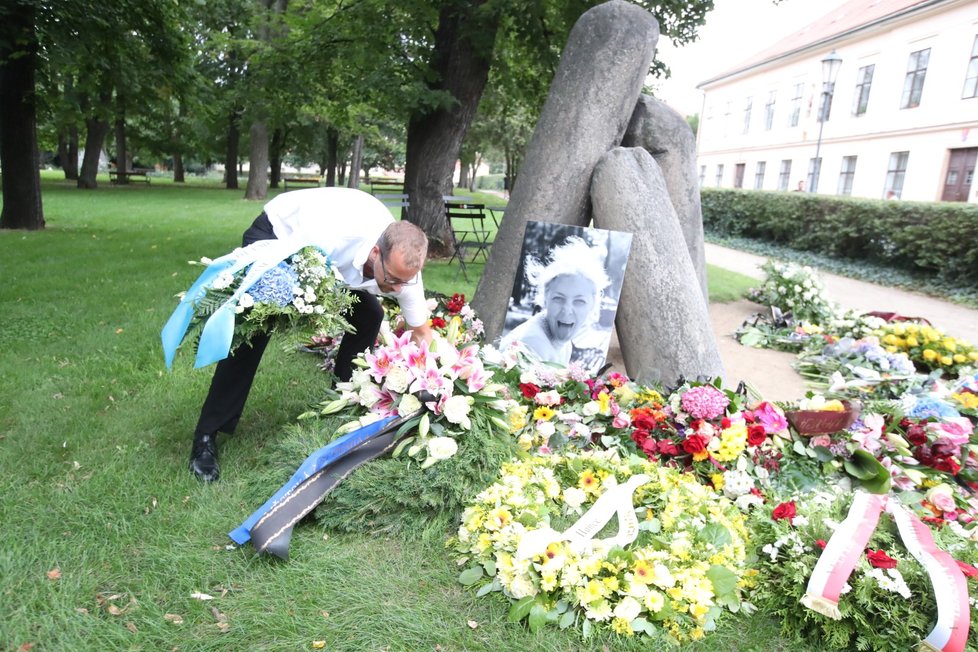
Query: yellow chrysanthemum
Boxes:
[
  {"xmin": 952, "ymin": 392, "xmax": 978, "ymax": 409},
  {"xmin": 578, "ymin": 579, "xmax": 606, "ymax": 603},
  {"xmin": 578, "ymin": 469, "xmax": 600, "ymax": 495},
  {"xmin": 923, "ymin": 348, "xmax": 939, "ymax": 361},
  {"xmin": 710, "ymin": 473, "xmax": 725, "ymax": 491},
  {"xmin": 611, "ymin": 617, "xmax": 633, "ymax": 635},
  {"xmin": 485, "ymin": 507, "xmax": 512, "ymax": 530}
]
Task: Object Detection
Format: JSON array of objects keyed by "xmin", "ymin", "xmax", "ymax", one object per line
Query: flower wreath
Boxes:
[{"xmin": 451, "ymin": 450, "xmax": 751, "ymax": 643}]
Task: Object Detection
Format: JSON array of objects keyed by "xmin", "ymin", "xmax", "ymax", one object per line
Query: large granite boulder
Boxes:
[
  {"xmin": 622, "ymin": 95, "xmax": 708, "ymax": 302},
  {"xmin": 591, "ymin": 147, "xmax": 725, "ymax": 385},
  {"xmin": 472, "ymin": 0, "xmax": 659, "ymax": 341}
]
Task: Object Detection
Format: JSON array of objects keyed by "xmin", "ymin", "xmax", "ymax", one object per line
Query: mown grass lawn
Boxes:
[{"xmin": 0, "ymin": 177, "xmax": 798, "ymax": 651}]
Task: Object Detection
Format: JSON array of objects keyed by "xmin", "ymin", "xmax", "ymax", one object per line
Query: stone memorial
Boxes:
[
  {"xmin": 472, "ymin": 0, "xmax": 659, "ymax": 340},
  {"xmin": 622, "ymin": 95, "xmax": 708, "ymax": 302}
]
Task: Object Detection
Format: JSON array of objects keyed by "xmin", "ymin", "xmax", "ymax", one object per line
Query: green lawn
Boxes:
[{"xmin": 0, "ymin": 178, "xmax": 789, "ymax": 651}]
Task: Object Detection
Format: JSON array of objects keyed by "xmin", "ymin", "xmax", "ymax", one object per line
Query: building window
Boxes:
[
  {"xmin": 715, "ymin": 164, "xmax": 724, "ymax": 187},
  {"xmin": 742, "ymin": 97, "xmax": 752, "ymax": 134},
  {"xmin": 964, "ymin": 35, "xmax": 978, "ymax": 99},
  {"xmin": 807, "ymin": 157, "xmax": 822, "ymax": 192},
  {"xmin": 885, "ymin": 151, "xmax": 909, "ymax": 198},
  {"xmin": 837, "ymin": 156, "xmax": 857, "ymax": 195},
  {"xmin": 734, "ymin": 163, "xmax": 746, "ymax": 188},
  {"xmin": 852, "ymin": 64, "xmax": 874, "ymax": 116},
  {"xmin": 699, "ymin": 165, "xmax": 706, "ymax": 186},
  {"xmin": 764, "ymin": 90, "xmax": 776, "ymax": 130},
  {"xmin": 788, "ymin": 83, "xmax": 803, "ymax": 127},
  {"xmin": 778, "ymin": 159, "xmax": 792, "ymax": 190},
  {"xmin": 901, "ymin": 48, "xmax": 930, "ymax": 109},
  {"xmin": 755, "ymin": 161, "xmax": 766, "ymax": 189}
]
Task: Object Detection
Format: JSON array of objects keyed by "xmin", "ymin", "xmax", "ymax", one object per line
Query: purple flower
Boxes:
[{"xmin": 680, "ymin": 385, "xmax": 730, "ymax": 420}]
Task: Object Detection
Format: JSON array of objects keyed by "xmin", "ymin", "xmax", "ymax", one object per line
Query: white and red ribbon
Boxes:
[{"xmin": 801, "ymin": 491, "xmax": 971, "ymax": 651}]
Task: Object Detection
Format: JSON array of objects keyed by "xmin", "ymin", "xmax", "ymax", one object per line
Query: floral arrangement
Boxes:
[
  {"xmin": 876, "ymin": 322, "xmax": 978, "ymax": 377},
  {"xmin": 749, "ymin": 488, "xmax": 978, "ymax": 650},
  {"xmin": 794, "ymin": 336, "xmax": 919, "ymax": 399},
  {"xmin": 182, "ymin": 246, "xmax": 356, "ymax": 353},
  {"xmin": 302, "ymin": 328, "xmax": 512, "ymax": 468},
  {"xmin": 747, "ymin": 261, "xmax": 839, "ymax": 324},
  {"xmin": 451, "ymin": 449, "xmax": 751, "ymax": 643}
]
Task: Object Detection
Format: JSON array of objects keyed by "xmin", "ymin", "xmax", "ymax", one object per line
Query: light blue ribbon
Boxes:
[
  {"xmin": 228, "ymin": 415, "xmax": 398, "ymax": 545},
  {"xmin": 161, "ymin": 238, "xmax": 321, "ymax": 369}
]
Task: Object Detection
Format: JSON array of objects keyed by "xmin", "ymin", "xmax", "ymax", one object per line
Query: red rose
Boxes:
[
  {"xmin": 519, "ymin": 383, "xmax": 540, "ymax": 399},
  {"xmin": 682, "ymin": 434, "xmax": 708, "ymax": 455},
  {"xmin": 906, "ymin": 423, "xmax": 928, "ymax": 446},
  {"xmin": 956, "ymin": 560, "xmax": 978, "ymax": 578},
  {"xmin": 630, "ymin": 429, "xmax": 649, "ymax": 446},
  {"xmin": 630, "ymin": 407, "xmax": 659, "ymax": 431},
  {"xmin": 747, "ymin": 424, "xmax": 767, "ymax": 447},
  {"xmin": 771, "ymin": 501, "xmax": 797, "ymax": 523},
  {"xmin": 430, "ymin": 316, "xmax": 447, "ymax": 329},
  {"xmin": 640, "ymin": 438, "xmax": 658, "ymax": 457},
  {"xmin": 866, "ymin": 549, "xmax": 898, "ymax": 569},
  {"xmin": 815, "ymin": 539, "xmax": 827, "ymax": 549},
  {"xmin": 721, "ymin": 417, "xmax": 732, "ymax": 429},
  {"xmin": 446, "ymin": 293, "xmax": 465, "ymax": 313},
  {"xmin": 657, "ymin": 440, "xmax": 679, "ymax": 456}
]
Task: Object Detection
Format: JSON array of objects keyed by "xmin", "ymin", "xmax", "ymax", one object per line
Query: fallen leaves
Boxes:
[
  {"xmin": 46, "ymin": 568, "xmax": 61, "ymax": 581},
  {"xmin": 466, "ymin": 620, "xmax": 479, "ymax": 629},
  {"xmin": 144, "ymin": 496, "xmax": 158, "ymax": 515},
  {"xmin": 164, "ymin": 613, "xmax": 184, "ymax": 625},
  {"xmin": 211, "ymin": 606, "xmax": 229, "ymax": 633},
  {"xmin": 190, "ymin": 592, "xmax": 214, "ymax": 601},
  {"xmin": 312, "ymin": 642, "xmax": 326, "ymax": 649}
]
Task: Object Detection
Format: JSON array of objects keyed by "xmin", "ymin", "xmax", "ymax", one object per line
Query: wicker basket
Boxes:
[{"xmin": 785, "ymin": 401, "xmax": 860, "ymax": 436}]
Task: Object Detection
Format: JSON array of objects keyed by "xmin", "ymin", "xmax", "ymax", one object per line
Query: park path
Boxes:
[{"xmin": 606, "ymin": 243, "xmax": 978, "ymax": 403}]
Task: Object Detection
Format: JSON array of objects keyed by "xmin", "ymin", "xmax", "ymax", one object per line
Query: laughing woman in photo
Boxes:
[{"xmin": 500, "ymin": 236, "xmax": 610, "ymax": 366}]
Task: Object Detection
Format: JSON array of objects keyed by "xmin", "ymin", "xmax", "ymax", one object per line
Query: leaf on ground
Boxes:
[
  {"xmin": 163, "ymin": 613, "xmax": 184, "ymax": 625},
  {"xmin": 320, "ymin": 611, "xmax": 329, "ymax": 618},
  {"xmin": 46, "ymin": 568, "xmax": 61, "ymax": 581},
  {"xmin": 75, "ymin": 608, "xmax": 89, "ymax": 615},
  {"xmin": 215, "ymin": 622, "xmax": 230, "ymax": 633},
  {"xmin": 125, "ymin": 622, "xmax": 138, "ymax": 633},
  {"xmin": 312, "ymin": 642, "xmax": 326, "ymax": 649},
  {"xmin": 466, "ymin": 620, "xmax": 479, "ymax": 629},
  {"xmin": 107, "ymin": 605, "xmax": 124, "ymax": 616},
  {"xmin": 210, "ymin": 606, "xmax": 229, "ymax": 630},
  {"xmin": 144, "ymin": 496, "xmax": 158, "ymax": 515},
  {"xmin": 17, "ymin": 644, "xmax": 33, "ymax": 651},
  {"xmin": 190, "ymin": 592, "xmax": 214, "ymax": 601}
]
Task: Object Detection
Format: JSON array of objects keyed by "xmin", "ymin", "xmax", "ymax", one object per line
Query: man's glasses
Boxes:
[{"xmin": 377, "ymin": 249, "xmax": 418, "ymax": 286}]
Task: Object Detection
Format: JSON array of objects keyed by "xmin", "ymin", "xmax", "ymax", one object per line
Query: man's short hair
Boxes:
[{"xmin": 379, "ymin": 221, "xmax": 428, "ymax": 270}]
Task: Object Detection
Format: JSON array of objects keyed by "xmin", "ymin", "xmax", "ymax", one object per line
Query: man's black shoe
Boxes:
[{"xmin": 190, "ymin": 434, "xmax": 220, "ymax": 482}]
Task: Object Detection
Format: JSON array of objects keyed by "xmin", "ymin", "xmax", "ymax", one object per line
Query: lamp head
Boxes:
[{"xmin": 821, "ymin": 50, "xmax": 843, "ymax": 85}]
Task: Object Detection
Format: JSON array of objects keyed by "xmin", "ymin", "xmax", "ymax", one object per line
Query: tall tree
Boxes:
[{"xmin": 0, "ymin": 1, "xmax": 44, "ymax": 230}]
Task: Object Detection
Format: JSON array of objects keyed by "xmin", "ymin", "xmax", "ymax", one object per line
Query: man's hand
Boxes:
[{"xmin": 409, "ymin": 322, "xmax": 434, "ymax": 347}]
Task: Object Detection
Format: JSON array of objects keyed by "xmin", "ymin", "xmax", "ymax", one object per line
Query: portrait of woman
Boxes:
[{"xmin": 499, "ymin": 223, "xmax": 631, "ymax": 374}]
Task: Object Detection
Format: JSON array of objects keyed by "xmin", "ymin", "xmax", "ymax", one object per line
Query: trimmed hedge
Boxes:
[{"xmin": 701, "ymin": 188, "xmax": 978, "ymax": 285}]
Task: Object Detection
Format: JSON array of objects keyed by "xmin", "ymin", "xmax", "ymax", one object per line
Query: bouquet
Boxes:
[
  {"xmin": 163, "ymin": 242, "xmax": 355, "ymax": 367},
  {"xmin": 304, "ymin": 328, "xmax": 512, "ymax": 468},
  {"xmin": 451, "ymin": 449, "xmax": 751, "ymax": 643},
  {"xmin": 876, "ymin": 322, "xmax": 978, "ymax": 377},
  {"xmin": 794, "ymin": 336, "xmax": 919, "ymax": 399},
  {"xmin": 747, "ymin": 261, "xmax": 839, "ymax": 324}
]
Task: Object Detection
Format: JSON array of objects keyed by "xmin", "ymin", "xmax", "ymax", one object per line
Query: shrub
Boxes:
[{"xmin": 701, "ymin": 189, "xmax": 978, "ymax": 285}]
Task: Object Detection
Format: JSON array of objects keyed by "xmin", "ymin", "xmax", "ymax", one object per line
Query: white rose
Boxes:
[
  {"xmin": 358, "ymin": 385, "xmax": 380, "ymax": 408},
  {"xmin": 535, "ymin": 420, "xmax": 556, "ymax": 438},
  {"xmin": 613, "ymin": 596, "xmax": 642, "ymax": 622},
  {"xmin": 582, "ymin": 401, "xmax": 600, "ymax": 416},
  {"xmin": 292, "ymin": 297, "xmax": 306, "ymax": 310},
  {"xmin": 314, "ymin": 305, "xmax": 325, "ymax": 314},
  {"xmin": 238, "ymin": 293, "xmax": 254, "ymax": 309},
  {"xmin": 426, "ymin": 436, "xmax": 458, "ymax": 461},
  {"xmin": 563, "ymin": 487, "xmax": 587, "ymax": 509},
  {"xmin": 211, "ymin": 272, "xmax": 234, "ymax": 290},
  {"xmin": 384, "ymin": 365, "xmax": 410, "ymax": 394},
  {"xmin": 398, "ymin": 393, "xmax": 421, "ymax": 415},
  {"xmin": 534, "ymin": 390, "xmax": 561, "ymax": 406},
  {"xmin": 442, "ymin": 395, "xmax": 472, "ymax": 429}
]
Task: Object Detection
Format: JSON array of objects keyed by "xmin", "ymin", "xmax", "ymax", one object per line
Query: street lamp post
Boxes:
[{"xmin": 810, "ymin": 50, "xmax": 843, "ymax": 192}]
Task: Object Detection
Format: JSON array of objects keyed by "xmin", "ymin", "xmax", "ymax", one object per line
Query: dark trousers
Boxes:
[{"xmin": 194, "ymin": 213, "xmax": 385, "ymax": 437}]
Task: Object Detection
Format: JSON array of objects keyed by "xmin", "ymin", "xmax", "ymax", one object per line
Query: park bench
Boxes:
[
  {"xmin": 283, "ymin": 176, "xmax": 322, "ymax": 190},
  {"xmin": 109, "ymin": 169, "xmax": 151, "ymax": 184},
  {"xmin": 369, "ymin": 178, "xmax": 404, "ymax": 195}
]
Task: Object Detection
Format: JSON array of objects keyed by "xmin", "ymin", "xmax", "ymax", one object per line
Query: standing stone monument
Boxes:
[
  {"xmin": 622, "ymin": 95, "xmax": 708, "ymax": 303},
  {"xmin": 472, "ymin": 0, "xmax": 659, "ymax": 341},
  {"xmin": 591, "ymin": 147, "xmax": 725, "ymax": 384}
]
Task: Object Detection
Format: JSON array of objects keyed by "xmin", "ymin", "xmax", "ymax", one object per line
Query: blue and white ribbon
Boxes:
[{"xmin": 161, "ymin": 238, "xmax": 319, "ymax": 368}]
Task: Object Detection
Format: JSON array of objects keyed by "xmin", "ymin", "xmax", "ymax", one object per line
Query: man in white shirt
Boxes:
[{"xmin": 190, "ymin": 187, "xmax": 433, "ymax": 482}]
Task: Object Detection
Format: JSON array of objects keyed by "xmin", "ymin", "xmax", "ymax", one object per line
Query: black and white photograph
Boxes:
[{"xmin": 498, "ymin": 221, "xmax": 632, "ymax": 374}]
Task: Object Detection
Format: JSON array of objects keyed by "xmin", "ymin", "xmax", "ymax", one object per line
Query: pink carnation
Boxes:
[{"xmin": 680, "ymin": 385, "xmax": 730, "ymax": 420}]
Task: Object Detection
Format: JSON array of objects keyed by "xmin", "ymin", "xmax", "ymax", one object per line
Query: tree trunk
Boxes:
[
  {"xmin": 225, "ymin": 107, "xmax": 241, "ymax": 189},
  {"xmin": 173, "ymin": 152, "xmax": 185, "ymax": 182},
  {"xmin": 457, "ymin": 157, "xmax": 469, "ymax": 189},
  {"xmin": 78, "ymin": 102, "xmax": 110, "ymax": 190},
  {"xmin": 325, "ymin": 126, "xmax": 338, "ymax": 186},
  {"xmin": 114, "ymin": 115, "xmax": 128, "ymax": 184},
  {"xmin": 347, "ymin": 134, "xmax": 364, "ymax": 189},
  {"xmin": 403, "ymin": 0, "xmax": 498, "ymax": 255},
  {"xmin": 0, "ymin": 6, "xmax": 44, "ymax": 230},
  {"xmin": 66, "ymin": 125, "xmax": 79, "ymax": 180},
  {"xmin": 244, "ymin": 118, "xmax": 269, "ymax": 200},
  {"xmin": 269, "ymin": 127, "xmax": 285, "ymax": 189}
]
